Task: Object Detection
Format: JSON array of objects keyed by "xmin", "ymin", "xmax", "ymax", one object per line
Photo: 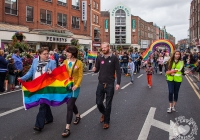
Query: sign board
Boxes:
[
  {"xmin": 111, "ymin": 5, "xmax": 130, "ymax": 16},
  {"xmin": 82, "ymin": 1, "xmax": 87, "ymax": 21},
  {"xmin": 141, "ymin": 40, "xmax": 150, "ymax": 48},
  {"xmin": 46, "ymin": 36, "xmax": 67, "ymax": 43},
  {"xmin": 105, "ymin": 19, "xmax": 108, "ymax": 32}
]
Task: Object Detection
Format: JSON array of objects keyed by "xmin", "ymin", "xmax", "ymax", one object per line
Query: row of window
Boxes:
[
  {"xmin": 93, "ymin": 14, "xmax": 99, "ymax": 24},
  {"xmin": 93, "ymin": 1, "xmax": 99, "ymax": 10},
  {"xmin": 140, "ymin": 23, "xmax": 155, "ymax": 33}
]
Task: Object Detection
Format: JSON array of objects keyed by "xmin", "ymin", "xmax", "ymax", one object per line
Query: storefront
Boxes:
[
  {"xmin": 0, "ymin": 30, "xmax": 92, "ymax": 52},
  {"xmin": 92, "ymin": 42, "xmax": 101, "ymax": 51}
]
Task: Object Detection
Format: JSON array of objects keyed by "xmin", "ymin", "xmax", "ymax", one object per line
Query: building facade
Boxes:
[
  {"xmin": 0, "ymin": 0, "xmax": 99, "ymax": 51},
  {"xmin": 100, "ymin": 3, "xmax": 176, "ymax": 50},
  {"xmin": 178, "ymin": 38, "xmax": 189, "ymax": 51},
  {"xmin": 189, "ymin": 0, "xmax": 200, "ymax": 51}
]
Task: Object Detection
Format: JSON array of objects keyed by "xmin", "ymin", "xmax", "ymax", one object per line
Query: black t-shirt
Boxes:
[{"xmin": 122, "ymin": 55, "xmax": 129, "ymax": 63}]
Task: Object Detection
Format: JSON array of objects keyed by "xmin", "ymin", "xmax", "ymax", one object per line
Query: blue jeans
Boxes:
[
  {"xmin": 122, "ymin": 63, "xmax": 128, "ymax": 74},
  {"xmin": 35, "ymin": 104, "xmax": 53, "ymax": 129},
  {"xmin": 153, "ymin": 62, "xmax": 158, "ymax": 73},
  {"xmin": 167, "ymin": 81, "xmax": 181, "ymax": 103},
  {"xmin": 96, "ymin": 83, "xmax": 114, "ymax": 124},
  {"xmin": 128, "ymin": 69, "xmax": 134, "ymax": 82}
]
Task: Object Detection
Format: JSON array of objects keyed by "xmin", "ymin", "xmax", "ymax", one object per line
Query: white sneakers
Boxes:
[{"xmin": 167, "ymin": 107, "xmax": 176, "ymax": 113}]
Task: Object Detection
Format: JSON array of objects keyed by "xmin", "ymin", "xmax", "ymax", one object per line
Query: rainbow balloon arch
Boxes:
[{"xmin": 142, "ymin": 39, "xmax": 175, "ymax": 61}]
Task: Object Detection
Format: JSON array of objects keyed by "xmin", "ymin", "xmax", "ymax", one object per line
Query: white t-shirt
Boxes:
[{"xmin": 35, "ymin": 66, "xmax": 46, "ymax": 79}]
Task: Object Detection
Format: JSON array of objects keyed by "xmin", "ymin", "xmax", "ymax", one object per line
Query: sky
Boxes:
[{"xmin": 101, "ymin": 0, "xmax": 191, "ymax": 43}]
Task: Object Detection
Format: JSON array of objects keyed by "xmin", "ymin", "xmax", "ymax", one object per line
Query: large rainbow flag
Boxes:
[
  {"xmin": 88, "ymin": 52, "xmax": 97, "ymax": 59},
  {"xmin": 20, "ymin": 65, "xmax": 73, "ymax": 110}
]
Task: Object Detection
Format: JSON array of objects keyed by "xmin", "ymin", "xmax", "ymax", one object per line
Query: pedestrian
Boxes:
[
  {"xmin": 93, "ymin": 42, "xmax": 121, "ymax": 129},
  {"xmin": 0, "ymin": 49, "xmax": 8, "ymax": 92},
  {"xmin": 8, "ymin": 58, "xmax": 17, "ymax": 91},
  {"xmin": 61, "ymin": 46, "xmax": 83, "ymax": 137},
  {"xmin": 88, "ymin": 58, "xmax": 93, "ymax": 70},
  {"xmin": 146, "ymin": 62, "xmax": 153, "ymax": 88},
  {"xmin": 166, "ymin": 51, "xmax": 184, "ymax": 113},
  {"xmin": 12, "ymin": 49, "xmax": 23, "ymax": 89},
  {"xmin": 153, "ymin": 51, "xmax": 159, "ymax": 73},
  {"xmin": 122, "ymin": 52, "xmax": 129, "ymax": 75},
  {"xmin": 18, "ymin": 47, "xmax": 56, "ymax": 131},
  {"xmin": 163, "ymin": 52, "xmax": 170, "ymax": 73},
  {"xmin": 157, "ymin": 53, "xmax": 164, "ymax": 74},
  {"xmin": 54, "ymin": 49, "xmax": 59, "ymax": 67},
  {"xmin": 49, "ymin": 51, "xmax": 55, "ymax": 60},
  {"xmin": 128, "ymin": 58, "xmax": 135, "ymax": 83}
]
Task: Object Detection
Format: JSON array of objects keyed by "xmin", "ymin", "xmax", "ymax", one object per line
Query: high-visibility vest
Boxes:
[{"xmin": 166, "ymin": 61, "xmax": 184, "ymax": 82}]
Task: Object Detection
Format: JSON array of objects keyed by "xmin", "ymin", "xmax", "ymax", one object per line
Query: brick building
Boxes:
[
  {"xmin": 0, "ymin": 0, "xmax": 100, "ymax": 51},
  {"xmin": 178, "ymin": 38, "xmax": 189, "ymax": 51},
  {"xmin": 100, "ymin": 3, "xmax": 176, "ymax": 51}
]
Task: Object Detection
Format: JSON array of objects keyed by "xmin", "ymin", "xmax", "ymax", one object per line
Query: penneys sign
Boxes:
[{"xmin": 46, "ymin": 36, "xmax": 67, "ymax": 43}]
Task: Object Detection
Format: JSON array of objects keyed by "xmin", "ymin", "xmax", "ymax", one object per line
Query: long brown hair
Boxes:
[{"xmin": 168, "ymin": 51, "xmax": 182, "ymax": 70}]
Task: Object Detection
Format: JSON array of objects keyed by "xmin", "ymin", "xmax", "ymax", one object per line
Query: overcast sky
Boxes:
[{"xmin": 101, "ymin": 0, "xmax": 190, "ymax": 43}]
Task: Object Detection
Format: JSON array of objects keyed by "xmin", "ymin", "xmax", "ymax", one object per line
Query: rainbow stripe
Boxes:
[
  {"xmin": 185, "ymin": 63, "xmax": 198, "ymax": 68},
  {"xmin": 142, "ymin": 39, "xmax": 175, "ymax": 61},
  {"xmin": 88, "ymin": 52, "xmax": 97, "ymax": 59},
  {"xmin": 20, "ymin": 65, "xmax": 73, "ymax": 110}
]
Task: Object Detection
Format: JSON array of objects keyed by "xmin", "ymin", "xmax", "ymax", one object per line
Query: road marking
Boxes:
[
  {"xmin": 80, "ymin": 105, "xmax": 97, "ymax": 118},
  {"xmin": 92, "ymin": 73, "xmax": 98, "ymax": 76},
  {"xmin": 187, "ymin": 75, "xmax": 199, "ymax": 90},
  {"xmin": 0, "ymin": 106, "xmax": 24, "ymax": 117},
  {"xmin": 121, "ymin": 82, "xmax": 132, "ymax": 89},
  {"xmin": 185, "ymin": 75, "xmax": 200, "ymax": 99},
  {"xmin": 83, "ymin": 72, "xmax": 93, "ymax": 76},
  {"xmin": 137, "ymin": 74, "xmax": 143, "ymax": 78},
  {"xmin": 137, "ymin": 107, "xmax": 180, "ymax": 140},
  {"xmin": 0, "ymin": 89, "xmax": 22, "ymax": 96}
]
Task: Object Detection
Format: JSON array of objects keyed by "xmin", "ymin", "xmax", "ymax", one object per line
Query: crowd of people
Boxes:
[{"xmin": 0, "ymin": 44, "xmax": 200, "ymax": 138}]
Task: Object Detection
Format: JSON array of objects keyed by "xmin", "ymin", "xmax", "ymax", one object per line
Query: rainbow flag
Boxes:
[
  {"xmin": 88, "ymin": 52, "xmax": 97, "ymax": 59},
  {"xmin": 185, "ymin": 63, "xmax": 198, "ymax": 68},
  {"xmin": 20, "ymin": 65, "xmax": 73, "ymax": 110}
]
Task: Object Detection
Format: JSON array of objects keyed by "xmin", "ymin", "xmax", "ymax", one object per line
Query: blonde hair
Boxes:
[
  {"xmin": 101, "ymin": 42, "xmax": 110, "ymax": 47},
  {"xmin": 0, "ymin": 50, "xmax": 4, "ymax": 56}
]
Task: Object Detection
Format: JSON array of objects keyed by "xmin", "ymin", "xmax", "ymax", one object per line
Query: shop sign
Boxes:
[
  {"xmin": 82, "ymin": 1, "xmax": 87, "ymax": 21},
  {"xmin": 46, "ymin": 36, "xmax": 67, "ymax": 43},
  {"xmin": 111, "ymin": 5, "xmax": 130, "ymax": 16}
]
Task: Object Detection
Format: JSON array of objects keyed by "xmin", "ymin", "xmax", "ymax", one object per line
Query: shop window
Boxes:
[
  {"xmin": 26, "ymin": 6, "xmax": 34, "ymax": 22},
  {"xmin": 58, "ymin": 0, "xmax": 67, "ymax": 6},
  {"xmin": 58, "ymin": 13, "xmax": 67, "ymax": 27},
  {"xmin": 40, "ymin": 9, "xmax": 52, "ymax": 25},
  {"xmin": 72, "ymin": 0, "xmax": 80, "ymax": 10},
  {"xmin": 5, "ymin": 0, "xmax": 18, "ymax": 15},
  {"xmin": 72, "ymin": 16, "xmax": 80, "ymax": 29}
]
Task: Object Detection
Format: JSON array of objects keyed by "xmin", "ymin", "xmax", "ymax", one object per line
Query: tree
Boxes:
[{"xmin": 116, "ymin": 45, "xmax": 123, "ymax": 53}]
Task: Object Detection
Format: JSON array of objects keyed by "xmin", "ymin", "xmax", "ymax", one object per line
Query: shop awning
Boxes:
[{"xmin": 31, "ymin": 29, "xmax": 74, "ymax": 37}]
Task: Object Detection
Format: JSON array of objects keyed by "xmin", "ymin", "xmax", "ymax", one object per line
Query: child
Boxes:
[
  {"xmin": 128, "ymin": 58, "xmax": 135, "ymax": 83},
  {"xmin": 8, "ymin": 58, "xmax": 17, "ymax": 91},
  {"xmin": 146, "ymin": 62, "xmax": 154, "ymax": 88}
]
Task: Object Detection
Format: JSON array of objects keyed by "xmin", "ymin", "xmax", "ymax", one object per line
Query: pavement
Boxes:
[{"xmin": 0, "ymin": 70, "xmax": 199, "ymax": 140}]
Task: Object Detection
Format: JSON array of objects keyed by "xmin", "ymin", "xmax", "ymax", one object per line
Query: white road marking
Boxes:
[
  {"xmin": 0, "ymin": 89, "xmax": 22, "ymax": 96},
  {"xmin": 83, "ymin": 72, "xmax": 93, "ymax": 75},
  {"xmin": 137, "ymin": 107, "xmax": 179, "ymax": 140},
  {"xmin": 121, "ymin": 82, "xmax": 132, "ymax": 89},
  {"xmin": 0, "ymin": 106, "xmax": 24, "ymax": 117},
  {"xmin": 80, "ymin": 105, "xmax": 97, "ymax": 118},
  {"xmin": 137, "ymin": 74, "xmax": 143, "ymax": 79},
  {"xmin": 92, "ymin": 73, "xmax": 98, "ymax": 76},
  {"xmin": 185, "ymin": 75, "xmax": 200, "ymax": 99}
]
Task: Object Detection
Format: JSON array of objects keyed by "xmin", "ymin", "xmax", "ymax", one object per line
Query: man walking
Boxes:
[{"xmin": 93, "ymin": 42, "xmax": 121, "ymax": 129}]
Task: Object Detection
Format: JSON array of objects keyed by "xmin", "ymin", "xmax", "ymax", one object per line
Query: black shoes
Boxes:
[{"xmin": 62, "ymin": 129, "xmax": 70, "ymax": 137}]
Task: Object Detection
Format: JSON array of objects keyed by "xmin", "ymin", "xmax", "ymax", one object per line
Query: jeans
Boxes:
[
  {"xmin": 167, "ymin": 81, "xmax": 181, "ymax": 103},
  {"xmin": 35, "ymin": 104, "xmax": 53, "ymax": 129},
  {"xmin": 158, "ymin": 64, "xmax": 163, "ymax": 72},
  {"xmin": 96, "ymin": 83, "xmax": 114, "ymax": 124},
  {"xmin": 0, "ymin": 72, "xmax": 6, "ymax": 92},
  {"xmin": 122, "ymin": 63, "xmax": 128, "ymax": 74},
  {"xmin": 134, "ymin": 61, "xmax": 138, "ymax": 73},
  {"xmin": 128, "ymin": 69, "xmax": 134, "ymax": 82},
  {"xmin": 89, "ymin": 63, "xmax": 93, "ymax": 70},
  {"xmin": 153, "ymin": 62, "xmax": 158, "ymax": 73}
]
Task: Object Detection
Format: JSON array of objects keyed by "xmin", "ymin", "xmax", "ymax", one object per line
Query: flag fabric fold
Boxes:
[
  {"xmin": 20, "ymin": 65, "xmax": 73, "ymax": 110},
  {"xmin": 88, "ymin": 52, "xmax": 97, "ymax": 59}
]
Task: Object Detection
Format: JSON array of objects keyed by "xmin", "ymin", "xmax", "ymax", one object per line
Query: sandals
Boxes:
[
  {"xmin": 62, "ymin": 129, "xmax": 70, "ymax": 137},
  {"xmin": 73, "ymin": 115, "xmax": 81, "ymax": 125},
  {"xmin": 33, "ymin": 127, "xmax": 42, "ymax": 132}
]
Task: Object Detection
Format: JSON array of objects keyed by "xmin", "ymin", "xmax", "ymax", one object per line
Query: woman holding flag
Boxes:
[
  {"xmin": 61, "ymin": 46, "xmax": 83, "ymax": 138},
  {"xmin": 19, "ymin": 47, "xmax": 56, "ymax": 131}
]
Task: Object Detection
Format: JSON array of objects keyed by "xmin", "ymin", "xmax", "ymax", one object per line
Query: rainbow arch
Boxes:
[{"xmin": 142, "ymin": 39, "xmax": 175, "ymax": 61}]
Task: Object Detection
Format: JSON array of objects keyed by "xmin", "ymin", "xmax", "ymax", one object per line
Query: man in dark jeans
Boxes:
[
  {"xmin": 93, "ymin": 42, "xmax": 121, "ymax": 129},
  {"xmin": 122, "ymin": 52, "xmax": 129, "ymax": 75}
]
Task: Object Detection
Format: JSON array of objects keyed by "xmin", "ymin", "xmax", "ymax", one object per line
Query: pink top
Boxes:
[{"xmin": 157, "ymin": 57, "xmax": 164, "ymax": 65}]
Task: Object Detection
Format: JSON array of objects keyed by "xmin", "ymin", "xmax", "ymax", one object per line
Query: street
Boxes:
[{"xmin": 0, "ymin": 70, "xmax": 199, "ymax": 140}]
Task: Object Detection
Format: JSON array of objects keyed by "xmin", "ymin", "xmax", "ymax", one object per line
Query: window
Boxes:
[
  {"xmin": 58, "ymin": 0, "xmax": 67, "ymax": 6},
  {"xmin": 96, "ymin": 15, "xmax": 98, "ymax": 24},
  {"xmin": 94, "ymin": 14, "xmax": 96, "ymax": 23},
  {"xmin": 93, "ymin": 1, "xmax": 96, "ymax": 9},
  {"xmin": 58, "ymin": 13, "xmax": 67, "ymax": 27},
  {"xmin": 40, "ymin": 9, "xmax": 52, "ymax": 25},
  {"xmin": 72, "ymin": 16, "xmax": 80, "ymax": 29},
  {"xmin": 5, "ymin": 0, "xmax": 18, "ymax": 15},
  {"xmin": 72, "ymin": 0, "xmax": 80, "ymax": 10},
  {"xmin": 44, "ymin": 0, "xmax": 52, "ymax": 2},
  {"xmin": 26, "ymin": 6, "xmax": 34, "ymax": 22},
  {"xmin": 96, "ymin": 3, "xmax": 98, "ymax": 10},
  {"xmin": 84, "ymin": 21, "xmax": 87, "ymax": 31}
]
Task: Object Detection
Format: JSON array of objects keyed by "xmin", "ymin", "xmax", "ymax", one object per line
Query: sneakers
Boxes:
[
  {"xmin": 172, "ymin": 107, "xmax": 176, "ymax": 112},
  {"xmin": 15, "ymin": 85, "xmax": 19, "ymax": 88},
  {"xmin": 167, "ymin": 108, "xmax": 172, "ymax": 113}
]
